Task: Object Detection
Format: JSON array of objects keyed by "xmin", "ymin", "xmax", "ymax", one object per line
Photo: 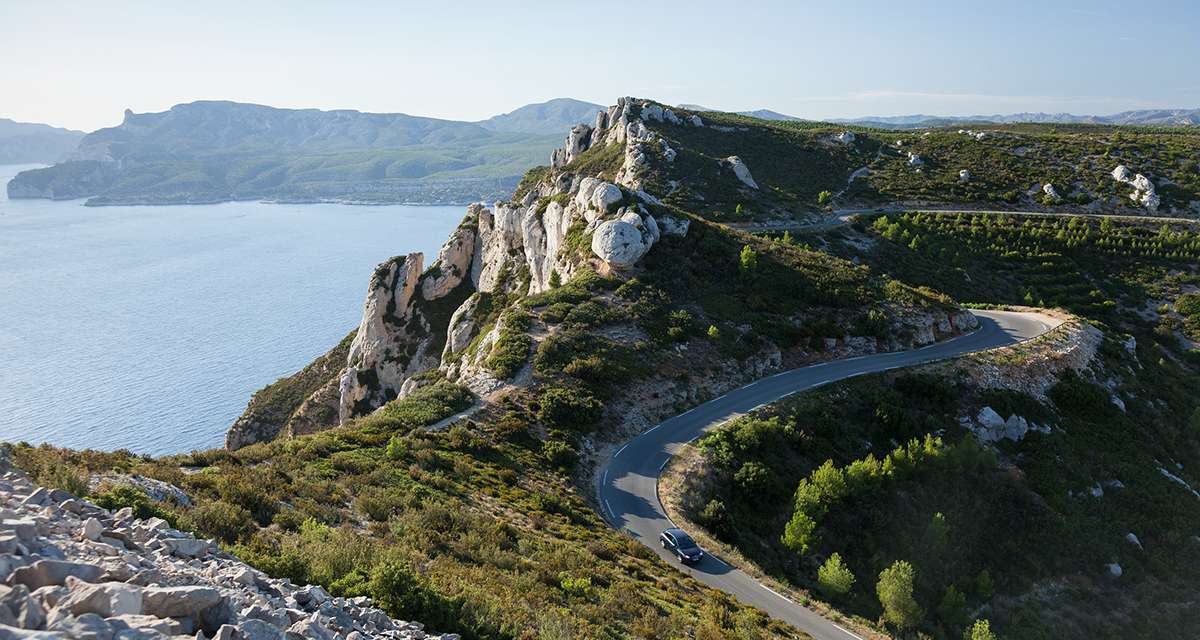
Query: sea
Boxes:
[{"xmin": 0, "ymin": 164, "xmax": 463, "ymax": 455}]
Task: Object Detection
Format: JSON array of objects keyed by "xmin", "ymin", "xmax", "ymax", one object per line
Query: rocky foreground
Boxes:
[{"xmin": 0, "ymin": 457, "xmax": 453, "ymax": 639}]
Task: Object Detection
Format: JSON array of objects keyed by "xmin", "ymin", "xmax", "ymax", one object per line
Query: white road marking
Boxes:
[
  {"xmin": 614, "ymin": 443, "xmax": 628, "ymax": 458},
  {"xmin": 602, "ymin": 470, "xmax": 608, "ymax": 486},
  {"xmin": 658, "ymin": 458, "xmax": 670, "ymax": 472},
  {"xmin": 761, "ymin": 584, "xmax": 791, "ymax": 600},
  {"xmin": 604, "ymin": 499, "xmax": 614, "ymax": 518},
  {"xmin": 833, "ymin": 623, "xmax": 866, "ymax": 640}
]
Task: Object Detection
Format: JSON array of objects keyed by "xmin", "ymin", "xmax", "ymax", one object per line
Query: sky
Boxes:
[{"xmin": 3, "ymin": 0, "xmax": 1199, "ymax": 132}]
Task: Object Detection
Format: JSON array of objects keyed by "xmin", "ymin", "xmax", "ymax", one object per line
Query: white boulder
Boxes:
[
  {"xmin": 723, "ymin": 156, "xmax": 759, "ymax": 189},
  {"xmin": 81, "ymin": 518, "xmax": 102, "ymax": 542},
  {"xmin": 640, "ymin": 104, "xmax": 664, "ymax": 122},
  {"xmin": 1112, "ymin": 165, "xmax": 1132, "ymax": 182},
  {"xmin": 1125, "ymin": 532, "xmax": 1143, "ymax": 550},
  {"xmin": 834, "ymin": 131, "xmax": 856, "ymax": 144},
  {"xmin": 591, "ymin": 220, "xmax": 650, "ymax": 268},
  {"xmin": 658, "ymin": 216, "xmax": 691, "ymax": 237},
  {"xmin": 1043, "ymin": 183, "xmax": 1061, "ymax": 200},
  {"xmin": 959, "ymin": 169, "xmax": 971, "ymax": 182},
  {"xmin": 591, "ymin": 182, "xmax": 623, "ymax": 211},
  {"xmin": 907, "ymin": 152, "xmax": 923, "ymax": 166}
]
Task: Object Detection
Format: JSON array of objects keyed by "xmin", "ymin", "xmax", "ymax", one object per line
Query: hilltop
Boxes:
[
  {"xmin": 0, "ymin": 118, "xmax": 84, "ymax": 164},
  {"xmin": 4, "ymin": 99, "xmax": 602, "ymax": 206}
]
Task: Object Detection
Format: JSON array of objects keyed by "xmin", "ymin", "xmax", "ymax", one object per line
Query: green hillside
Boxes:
[{"xmin": 672, "ymin": 212, "xmax": 1200, "ymax": 638}]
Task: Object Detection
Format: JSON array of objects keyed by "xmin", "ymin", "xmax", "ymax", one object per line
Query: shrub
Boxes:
[
  {"xmin": 92, "ymin": 485, "xmax": 175, "ymax": 523},
  {"xmin": 536, "ymin": 386, "xmax": 602, "ymax": 431},
  {"xmin": 379, "ymin": 382, "xmax": 473, "ymax": 429},
  {"xmin": 877, "ymin": 560, "xmax": 923, "ymax": 630},
  {"xmin": 937, "ymin": 584, "xmax": 968, "ymax": 627},
  {"xmin": 965, "ymin": 619, "xmax": 998, "ymax": 640},
  {"xmin": 179, "ymin": 500, "xmax": 256, "ymax": 543},
  {"xmin": 559, "ymin": 573, "xmax": 593, "ymax": 598},
  {"xmin": 698, "ymin": 499, "xmax": 733, "ymax": 538},
  {"xmin": 562, "ymin": 301, "xmax": 607, "ymax": 329},
  {"xmin": 486, "ymin": 312, "xmax": 534, "ymax": 379},
  {"xmin": 816, "ymin": 553, "xmax": 855, "ymax": 598},
  {"xmin": 35, "ymin": 463, "xmax": 88, "ymax": 497},
  {"xmin": 975, "ymin": 569, "xmax": 994, "ymax": 599},
  {"xmin": 369, "ymin": 560, "xmax": 446, "ymax": 624},
  {"xmin": 542, "ymin": 440, "xmax": 578, "ymax": 470},
  {"xmin": 734, "ymin": 462, "xmax": 771, "ymax": 498},
  {"xmin": 739, "ymin": 245, "xmax": 758, "ymax": 277},
  {"xmin": 780, "ymin": 511, "xmax": 818, "ymax": 555}
]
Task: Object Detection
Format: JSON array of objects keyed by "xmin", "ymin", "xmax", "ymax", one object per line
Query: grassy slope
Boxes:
[
  {"xmin": 15, "ymin": 383, "xmax": 800, "ymax": 640},
  {"xmin": 639, "ymin": 109, "xmax": 1200, "ymax": 221},
  {"xmin": 678, "ymin": 213, "xmax": 1200, "ymax": 639}
]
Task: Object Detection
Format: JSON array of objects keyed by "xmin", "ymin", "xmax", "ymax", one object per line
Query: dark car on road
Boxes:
[{"xmin": 660, "ymin": 527, "xmax": 704, "ymax": 563}]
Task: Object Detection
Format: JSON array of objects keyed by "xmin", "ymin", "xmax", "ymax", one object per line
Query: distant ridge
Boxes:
[
  {"xmin": 833, "ymin": 108, "xmax": 1200, "ymax": 129},
  {"xmin": 6, "ymin": 99, "xmax": 601, "ymax": 205},
  {"xmin": 478, "ymin": 98, "xmax": 605, "ymax": 134},
  {"xmin": 0, "ymin": 118, "xmax": 85, "ymax": 164},
  {"xmin": 679, "ymin": 104, "xmax": 804, "ymax": 121}
]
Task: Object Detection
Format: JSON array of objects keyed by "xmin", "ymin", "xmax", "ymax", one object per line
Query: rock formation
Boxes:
[
  {"xmin": 1111, "ymin": 164, "xmax": 1160, "ymax": 211},
  {"xmin": 721, "ymin": 156, "xmax": 759, "ymax": 189},
  {"xmin": 0, "ymin": 455, "xmax": 454, "ymax": 639},
  {"xmin": 229, "ymin": 98, "xmax": 695, "ymax": 448}
]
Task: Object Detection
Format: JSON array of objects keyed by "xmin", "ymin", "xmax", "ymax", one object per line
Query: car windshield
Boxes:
[{"xmin": 674, "ymin": 532, "xmax": 696, "ymax": 547}]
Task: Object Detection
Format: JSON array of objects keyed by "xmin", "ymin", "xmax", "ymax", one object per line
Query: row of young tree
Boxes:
[{"xmin": 779, "ymin": 435, "xmax": 1001, "ymax": 636}]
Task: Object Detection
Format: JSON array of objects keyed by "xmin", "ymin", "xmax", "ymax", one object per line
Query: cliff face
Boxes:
[{"xmin": 227, "ymin": 98, "xmax": 688, "ymax": 448}]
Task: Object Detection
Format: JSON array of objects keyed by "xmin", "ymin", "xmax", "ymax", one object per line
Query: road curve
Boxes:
[{"xmin": 596, "ymin": 310, "xmax": 1059, "ymax": 640}]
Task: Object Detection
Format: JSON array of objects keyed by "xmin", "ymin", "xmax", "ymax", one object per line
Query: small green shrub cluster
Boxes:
[{"xmin": 481, "ymin": 311, "xmax": 532, "ymax": 380}]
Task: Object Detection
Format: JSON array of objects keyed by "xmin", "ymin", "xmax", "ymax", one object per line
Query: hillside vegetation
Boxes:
[
  {"xmin": 633, "ymin": 109, "xmax": 1200, "ymax": 221},
  {"xmin": 673, "ymin": 213, "xmax": 1200, "ymax": 638}
]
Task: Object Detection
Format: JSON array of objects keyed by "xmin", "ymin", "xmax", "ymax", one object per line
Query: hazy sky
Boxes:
[{"xmin": 4, "ymin": 0, "xmax": 1198, "ymax": 131}]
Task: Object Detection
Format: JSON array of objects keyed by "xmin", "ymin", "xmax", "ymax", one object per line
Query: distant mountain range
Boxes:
[
  {"xmin": 6, "ymin": 98, "xmax": 605, "ymax": 205},
  {"xmin": 681, "ymin": 103, "xmax": 1200, "ymax": 129},
  {"xmin": 832, "ymin": 108, "xmax": 1200, "ymax": 129},
  {"xmin": 0, "ymin": 119, "xmax": 84, "ymax": 164}
]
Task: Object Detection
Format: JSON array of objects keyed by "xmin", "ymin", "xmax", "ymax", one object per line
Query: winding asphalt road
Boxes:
[{"xmin": 597, "ymin": 310, "xmax": 1059, "ymax": 640}]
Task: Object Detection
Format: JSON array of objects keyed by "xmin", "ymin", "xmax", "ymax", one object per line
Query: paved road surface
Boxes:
[{"xmin": 597, "ymin": 310, "xmax": 1059, "ymax": 640}]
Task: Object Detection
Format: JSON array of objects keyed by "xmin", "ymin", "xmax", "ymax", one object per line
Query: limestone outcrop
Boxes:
[
  {"xmin": 338, "ymin": 253, "xmax": 429, "ymax": 423},
  {"xmin": 0, "ymin": 456, "xmax": 454, "ymax": 639},
  {"xmin": 722, "ymin": 156, "xmax": 759, "ymax": 189},
  {"xmin": 1111, "ymin": 166, "xmax": 1160, "ymax": 211}
]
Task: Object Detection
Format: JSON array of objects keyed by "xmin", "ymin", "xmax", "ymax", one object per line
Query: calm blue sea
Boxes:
[{"xmin": 0, "ymin": 164, "xmax": 462, "ymax": 455}]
